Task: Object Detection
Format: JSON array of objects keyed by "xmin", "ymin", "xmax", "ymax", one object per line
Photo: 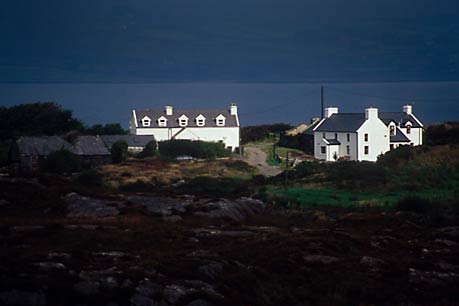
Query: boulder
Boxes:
[
  {"xmin": 64, "ymin": 193, "xmax": 120, "ymax": 217},
  {"xmin": 125, "ymin": 195, "xmax": 189, "ymax": 216},
  {"xmin": 73, "ymin": 280, "xmax": 100, "ymax": 296},
  {"xmin": 198, "ymin": 262, "xmax": 224, "ymax": 280},
  {"xmin": 192, "ymin": 197, "xmax": 263, "ymax": 222},
  {"xmin": 130, "ymin": 294, "xmax": 155, "ymax": 306}
]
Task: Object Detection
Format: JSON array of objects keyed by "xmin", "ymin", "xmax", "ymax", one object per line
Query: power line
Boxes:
[{"xmin": 326, "ymin": 86, "xmax": 459, "ymax": 103}]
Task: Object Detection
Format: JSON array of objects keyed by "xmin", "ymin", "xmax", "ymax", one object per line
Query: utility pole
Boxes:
[{"xmin": 321, "ymin": 85, "xmax": 324, "ymax": 118}]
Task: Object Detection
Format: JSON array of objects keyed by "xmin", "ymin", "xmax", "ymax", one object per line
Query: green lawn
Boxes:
[{"xmin": 267, "ymin": 186, "xmax": 458, "ymax": 208}]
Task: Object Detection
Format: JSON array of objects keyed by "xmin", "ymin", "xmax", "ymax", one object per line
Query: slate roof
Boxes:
[
  {"xmin": 134, "ymin": 109, "xmax": 238, "ymax": 128},
  {"xmin": 379, "ymin": 112, "xmax": 423, "ymax": 128},
  {"xmin": 390, "ymin": 128, "xmax": 411, "ymax": 143},
  {"xmin": 314, "ymin": 111, "xmax": 423, "ymax": 132},
  {"xmin": 16, "ymin": 136, "xmax": 76, "ymax": 156},
  {"xmin": 314, "ymin": 113, "xmax": 366, "ymax": 132},
  {"xmin": 101, "ymin": 135, "xmax": 154, "ymax": 148},
  {"xmin": 302, "ymin": 120, "xmax": 321, "ymax": 135},
  {"xmin": 72, "ymin": 136, "xmax": 111, "ymax": 156}
]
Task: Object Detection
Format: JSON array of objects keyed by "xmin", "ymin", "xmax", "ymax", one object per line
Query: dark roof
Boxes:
[
  {"xmin": 16, "ymin": 136, "xmax": 75, "ymax": 156},
  {"xmin": 134, "ymin": 109, "xmax": 238, "ymax": 128},
  {"xmin": 101, "ymin": 135, "xmax": 154, "ymax": 148},
  {"xmin": 314, "ymin": 113, "xmax": 366, "ymax": 132},
  {"xmin": 302, "ymin": 120, "xmax": 320, "ymax": 136},
  {"xmin": 324, "ymin": 138, "xmax": 341, "ymax": 145},
  {"xmin": 72, "ymin": 136, "xmax": 111, "ymax": 156},
  {"xmin": 379, "ymin": 112, "xmax": 423, "ymax": 128},
  {"xmin": 390, "ymin": 128, "xmax": 411, "ymax": 143}
]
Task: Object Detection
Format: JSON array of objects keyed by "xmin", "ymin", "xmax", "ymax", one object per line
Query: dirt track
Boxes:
[{"xmin": 244, "ymin": 145, "xmax": 282, "ymax": 177}]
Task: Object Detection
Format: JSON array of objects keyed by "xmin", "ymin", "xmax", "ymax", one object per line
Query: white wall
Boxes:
[
  {"xmin": 357, "ymin": 118, "xmax": 389, "ymax": 161},
  {"xmin": 399, "ymin": 127, "xmax": 423, "ymax": 146},
  {"xmin": 133, "ymin": 127, "xmax": 240, "ymax": 150},
  {"xmin": 314, "ymin": 132, "xmax": 358, "ymax": 161}
]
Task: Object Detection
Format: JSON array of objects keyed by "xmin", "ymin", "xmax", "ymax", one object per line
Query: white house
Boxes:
[
  {"xmin": 313, "ymin": 104, "xmax": 423, "ymax": 162},
  {"xmin": 130, "ymin": 103, "xmax": 240, "ymax": 151}
]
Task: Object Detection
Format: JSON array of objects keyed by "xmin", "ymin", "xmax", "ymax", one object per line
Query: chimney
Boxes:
[
  {"xmin": 365, "ymin": 107, "xmax": 379, "ymax": 120},
  {"xmin": 324, "ymin": 107, "xmax": 338, "ymax": 118},
  {"xmin": 230, "ymin": 103, "xmax": 238, "ymax": 116},
  {"xmin": 165, "ymin": 106, "xmax": 173, "ymax": 116},
  {"xmin": 403, "ymin": 104, "xmax": 412, "ymax": 115}
]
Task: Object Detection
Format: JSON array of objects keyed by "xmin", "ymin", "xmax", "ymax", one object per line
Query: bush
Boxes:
[
  {"xmin": 175, "ymin": 176, "xmax": 249, "ymax": 197},
  {"xmin": 290, "ymin": 161, "xmax": 321, "ymax": 178},
  {"xmin": 77, "ymin": 169, "xmax": 104, "ymax": 186},
  {"xmin": 138, "ymin": 140, "xmax": 158, "ymax": 158},
  {"xmin": 159, "ymin": 140, "xmax": 230, "ymax": 159},
  {"xmin": 111, "ymin": 140, "xmax": 128, "ymax": 163},
  {"xmin": 327, "ymin": 161, "xmax": 387, "ymax": 189},
  {"xmin": 43, "ymin": 149, "xmax": 81, "ymax": 174}
]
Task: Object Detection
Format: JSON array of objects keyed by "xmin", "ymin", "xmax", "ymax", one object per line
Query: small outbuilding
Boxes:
[
  {"xmin": 72, "ymin": 135, "xmax": 112, "ymax": 167},
  {"xmin": 100, "ymin": 135, "xmax": 154, "ymax": 153}
]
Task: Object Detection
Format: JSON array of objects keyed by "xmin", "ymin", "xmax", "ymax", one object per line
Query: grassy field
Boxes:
[{"xmin": 267, "ymin": 185, "xmax": 459, "ymax": 208}]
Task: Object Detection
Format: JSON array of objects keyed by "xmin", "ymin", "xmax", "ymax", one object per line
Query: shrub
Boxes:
[
  {"xmin": 138, "ymin": 140, "xmax": 158, "ymax": 158},
  {"xmin": 327, "ymin": 161, "xmax": 387, "ymax": 189},
  {"xmin": 111, "ymin": 140, "xmax": 128, "ymax": 163},
  {"xmin": 175, "ymin": 176, "xmax": 249, "ymax": 197},
  {"xmin": 77, "ymin": 169, "xmax": 104, "ymax": 186},
  {"xmin": 290, "ymin": 161, "xmax": 320, "ymax": 178},
  {"xmin": 43, "ymin": 149, "xmax": 81, "ymax": 174},
  {"xmin": 158, "ymin": 140, "xmax": 230, "ymax": 159}
]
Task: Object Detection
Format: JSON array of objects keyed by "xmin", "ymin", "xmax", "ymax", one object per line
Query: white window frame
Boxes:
[
  {"xmin": 195, "ymin": 114, "xmax": 206, "ymax": 127},
  {"xmin": 215, "ymin": 114, "xmax": 226, "ymax": 127},
  {"xmin": 141, "ymin": 116, "xmax": 151, "ymax": 127},
  {"xmin": 178, "ymin": 115, "xmax": 189, "ymax": 127},
  {"xmin": 158, "ymin": 116, "xmax": 167, "ymax": 127}
]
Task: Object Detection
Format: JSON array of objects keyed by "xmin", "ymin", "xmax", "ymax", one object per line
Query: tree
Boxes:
[
  {"xmin": 0, "ymin": 102, "xmax": 84, "ymax": 139},
  {"xmin": 111, "ymin": 140, "xmax": 128, "ymax": 163},
  {"xmin": 85, "ymin": 123, "xmax": 128, "ymax": 135},
  {"xmin": 138, "ymin": 140, "xmax": 158, "ymax": 158},
  {"xmin": 43, "ymin": 149, "xmax": 81, "ymax": 174}
]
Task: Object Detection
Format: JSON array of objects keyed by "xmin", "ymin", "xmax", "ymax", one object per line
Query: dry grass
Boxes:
[{"xmin": 99, "ymin": 158, "xmax": 256, "ymax": 188}]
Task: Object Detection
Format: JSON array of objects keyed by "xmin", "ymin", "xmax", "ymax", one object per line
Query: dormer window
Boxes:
[
  {"xmin": 141, "ymin": 116, "xmax": 152, "ymax": 127},
  {"xmin": 157, "ymin": 116, "xmax": 167, "ymax": 127},
  {"xmin": 215, "ymin": 114, "xmax": 226, "ymax": 127},
  {"xmin": 405, "ymin": 122, "xmax": 412, "ymax": 134},
  {"xmin": 389, "ymin": 125, "xmax": 395, "ymax": 136},
  {"xmin": 178, "ymin": 114, "xmax": 189, "ymax": 127},
  {"xmin": 195, "ymin": 114, "xmax": 206, "ymax": 127}
]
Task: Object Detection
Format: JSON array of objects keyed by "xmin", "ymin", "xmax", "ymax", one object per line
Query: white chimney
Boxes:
[
  {"xmin": 324, "ymin": 107, "xmax": 338, "ymax": 118},
  {"xmin": 230, "ymin": 103, "xmax": 238, "ymax": 116},
  {"xmin": 165, "ymin": 105, "xmax": 173, "ymax": 116},
  {"xmin": 403, "ymin": 104, "xmax": 412, "ymax": 115},
  {"xmin": 365, "ymin": 107, "xmax": 379, "ymax": 120}
]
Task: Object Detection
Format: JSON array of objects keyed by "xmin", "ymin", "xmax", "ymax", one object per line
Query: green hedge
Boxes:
[{"xmin": 158, "ymin": 140, "xmax": 230, "ymax": 159}]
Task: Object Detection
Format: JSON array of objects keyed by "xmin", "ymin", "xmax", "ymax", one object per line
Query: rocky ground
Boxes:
[{"xmin": 0, "ymin": 178, "xmax": 458, "ymax": 306}]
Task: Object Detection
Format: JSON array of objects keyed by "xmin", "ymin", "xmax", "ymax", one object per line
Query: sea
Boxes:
[{"xmin": 1, "ymin": 81, "xmax": 458, "ymax": 127}]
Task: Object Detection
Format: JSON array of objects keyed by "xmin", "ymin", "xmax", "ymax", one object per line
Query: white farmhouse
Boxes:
[
  {"xmin": 130, "ymin": 104, "xmax": 240, "ymax": 151},
  {"xmin": 313, "ymin": 105, "xmax": 423, "ymax": 162}
]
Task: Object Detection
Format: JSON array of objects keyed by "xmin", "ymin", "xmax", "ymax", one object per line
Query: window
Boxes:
[
  {"xmin": 347, "ymin": 133, "xmax": 350, "ymax": 142},
  {"xmin": 364, "ymin": 133, "xmax": 369, "ymax": 142},
  {"xmin": 334, "ymin": 133, "xmax": 338, "ymax": 140},
  {"xmin": 323, "ymin": 133, "xmax": 326, "ymax": 138},
  {"xmin": 321, "ymin": 146, "xmax": 326, "ymax": 154},
  {"xmin": 346, "ymin": 145, "xmax": 350, "ymax": 155},
  {"xmin": 215, "ymin": 114, "xmax": 226, "ymax": 126},
  {"xmin": 390, "ymin": 144, "xmax": 394, "ymax": 150},
  {"xmin": 141, "ymin": 116, "xmax": 151, "ymax": 127},
  {"xmin": 390, "ymin": 125, "xmax": 395, "ymax": 136},
  {"xmin": 364, "ymin": 146, "xmax": 369, "ymax": 155},
  {"xmin": 178, "ymin": 115, "xmax": 189, "ymax": 127},
  {"xmin": 158, "ymin": 116, "xmax": 167, "ymax": 127},
  {"xmin": 195, "ymin": 114, "xmax": 206, "ymax": 127},
  {"xmin": 406, "ymin": 125, "xmax": 411, "ymax": 134}
]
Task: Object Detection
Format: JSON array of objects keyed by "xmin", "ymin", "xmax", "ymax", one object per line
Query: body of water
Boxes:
[{"xmin": 1, "ymin": 82, "xmax": 458, "ymax": 127}]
